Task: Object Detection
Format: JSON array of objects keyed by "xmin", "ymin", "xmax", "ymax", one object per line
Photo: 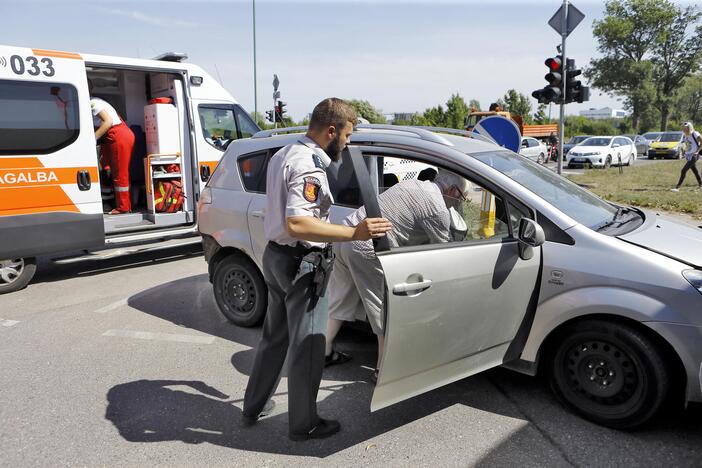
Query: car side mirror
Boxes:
[
  {"xmin": 521, "ymin": 141, "xmax": 528, "ymax": 147},
  {"xmin": 518, "ymin": 218, "xmax": 545, "ymax": 261},
  {"xmin": 612, "ymin": 143, "xmax": 620, "ymax": 148}
]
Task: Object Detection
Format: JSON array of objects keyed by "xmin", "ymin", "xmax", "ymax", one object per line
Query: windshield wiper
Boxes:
[{"xmin": 596, "ymin": 207, "xmax": 638, "ymax": 232}]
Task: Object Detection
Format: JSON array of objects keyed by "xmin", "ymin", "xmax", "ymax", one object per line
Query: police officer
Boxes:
[{"xmin": 242, "ymin": 98, "xmax": 392, "ymax": 441}]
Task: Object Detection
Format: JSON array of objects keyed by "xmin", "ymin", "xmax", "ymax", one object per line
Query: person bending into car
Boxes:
[{"xmin": 324, "ymin": 169, "xmax": 468, "ymax": 382}]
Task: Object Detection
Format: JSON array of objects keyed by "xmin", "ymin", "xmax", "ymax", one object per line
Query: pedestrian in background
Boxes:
[
  {"xmin": 241, "ymin": 98, "xmax": 391, "ymax": 441},
  {"xmin": 671, "ymin": 122, "xmax": 702, "ymax": 192}
]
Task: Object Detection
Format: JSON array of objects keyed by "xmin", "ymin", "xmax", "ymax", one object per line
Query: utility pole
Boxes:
[
  {"xmin": 557, "ymin": 0, "xmax": 568, "ymax": 176},
  {"xmin": 253, "ymin": 0, "xmax": 258, "ymax": 122}
]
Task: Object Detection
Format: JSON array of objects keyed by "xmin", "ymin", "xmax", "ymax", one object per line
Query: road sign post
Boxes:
[
  {"xmin": 272, "ymin": 74, "xmax": 279, "ymax": 129},
  {"xmin": 547, "ymin": 0, "xmax": 585, "ymax": 175}
]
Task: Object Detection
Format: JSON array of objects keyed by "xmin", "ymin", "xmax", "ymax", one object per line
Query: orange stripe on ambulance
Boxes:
[{"xmin": 0, "ymin": 169, "xmax": 59, "ymax": 186}]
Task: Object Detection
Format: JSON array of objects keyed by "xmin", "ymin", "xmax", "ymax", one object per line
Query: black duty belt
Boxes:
[{"xmin": 268, "ymin": 241, "xmax": 323, "ymax": 258}]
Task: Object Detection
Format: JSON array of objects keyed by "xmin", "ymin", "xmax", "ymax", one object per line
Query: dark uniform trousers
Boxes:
[{"xmin": 243, "ymin": 241, "xmax": 328, "ymax": 434}]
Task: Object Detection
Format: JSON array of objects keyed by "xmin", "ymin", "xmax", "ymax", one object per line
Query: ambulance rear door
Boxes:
[{"xmin": 0, "ymin": 46, "xmax": 105, "ymax": 259}]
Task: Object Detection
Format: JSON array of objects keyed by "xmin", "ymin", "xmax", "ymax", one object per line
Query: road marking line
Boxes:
[
  {"xmin": 95, "ymin": 298, "xmax": 129, "ymax": 314},
  {"xmin": 102, "ymin": 329, "xmax": 215, "ymax": 344},
  {"xmin": 0, "ymin": 319, "xmax": 19, "ymax": 327}
]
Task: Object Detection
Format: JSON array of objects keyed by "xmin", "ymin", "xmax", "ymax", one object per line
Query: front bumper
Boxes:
[
  {"xmin": 648, "ymin": 149, "xmax": 678, "ymax": 158},
  {"xmin": 645, "ymin": 321, "xmax": 702, "ymax": 403},
  {"xmin": 567, "ymin": 156, "xmax": 604, "ymax": 167}
]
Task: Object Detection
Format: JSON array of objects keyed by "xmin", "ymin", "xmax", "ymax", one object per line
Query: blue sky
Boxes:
[{"xmin": 2, "ymin": 1, "xmax": 695, "ymax": 120}]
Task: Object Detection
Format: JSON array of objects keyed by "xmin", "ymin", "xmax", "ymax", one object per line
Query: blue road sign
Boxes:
[{"xmin": 472, "ymin": 116, "xmax": 521, "ymax": 153}]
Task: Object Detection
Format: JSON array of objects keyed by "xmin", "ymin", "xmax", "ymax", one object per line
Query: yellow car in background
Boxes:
[{"xmin": 648, "ymin": 131, "xmax": 684, "ymax": 159}]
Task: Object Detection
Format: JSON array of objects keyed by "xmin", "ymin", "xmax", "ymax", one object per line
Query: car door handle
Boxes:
[
  {"xmin": 251, "ymin": 210, "xmax": 265, "ymax": 219},
  {"xmin": 76, "ymin": 170, "xmax": 91, "ymax": 191},
  {"xmin": 392, "ymin": 279, "xmax": 432, "ymax": 295}
]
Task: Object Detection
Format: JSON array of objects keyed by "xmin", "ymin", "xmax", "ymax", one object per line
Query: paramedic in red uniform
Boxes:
[{"xmin": 90, "ymin": 84, "xmax": 134, "ymax": 214}]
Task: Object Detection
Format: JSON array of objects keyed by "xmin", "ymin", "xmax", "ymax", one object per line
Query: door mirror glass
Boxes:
[{"xmin": 521, "ymin": 140, "xmax": 528, "ymax": 147}]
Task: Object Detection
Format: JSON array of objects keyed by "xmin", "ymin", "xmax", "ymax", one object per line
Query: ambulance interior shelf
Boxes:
[{"xmin": 145, "ymin": 153, "xmax": 187, "ymax": 221}]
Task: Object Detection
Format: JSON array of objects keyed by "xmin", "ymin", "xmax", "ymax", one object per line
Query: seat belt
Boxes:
[{"xmin": 345, "ymin": 146, "xmax": 390, "ymax": 252}]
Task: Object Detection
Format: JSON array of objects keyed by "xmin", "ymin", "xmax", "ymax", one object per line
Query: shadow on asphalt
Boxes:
[
  {"xmin": 32, "ymin": 244, "xmax": 204, "ymax": 284},
  {"xmin": 114, "ymin": 273, "xmax": 702, "ymax": 461}
]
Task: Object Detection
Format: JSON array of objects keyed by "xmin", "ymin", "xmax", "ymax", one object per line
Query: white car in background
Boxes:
[
  {"xmin": 566, "ymin": 136, "xmax": 636, "ymax": 169},
  {"xmin": 519, "ymin": 137, "xmax": 548, "ymax": 164}
]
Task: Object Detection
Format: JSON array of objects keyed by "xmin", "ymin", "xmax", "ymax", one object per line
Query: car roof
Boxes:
[{"xmin": 226, "ymin": 125, "xmax": 502, "ymax": 158}]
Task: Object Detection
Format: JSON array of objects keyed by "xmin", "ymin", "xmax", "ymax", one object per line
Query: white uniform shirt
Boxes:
[
  {"xmin": 344, "ymin": 179, "xmax": 451, "ymax": 258},
  {"xmin": 264, "ymin": 136, "xmax": 334, "ymax": 249},
  {"xmin": 90, "ymin": 97, "xmax": 122, "ymax": 128}
]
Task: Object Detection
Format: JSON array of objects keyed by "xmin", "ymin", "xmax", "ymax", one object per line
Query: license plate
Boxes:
[{"xmin": 573, "ymin": 158, "xmax": 585, "ymax": 162}]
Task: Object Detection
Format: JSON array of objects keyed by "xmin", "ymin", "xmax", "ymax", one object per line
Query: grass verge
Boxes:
[{"xmin": 567, "ymin": 160, "xmax": 702, "ymax": 220}]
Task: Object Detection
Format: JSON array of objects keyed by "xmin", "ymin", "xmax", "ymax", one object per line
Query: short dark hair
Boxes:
[{"xmin": 308, "ymin": 98, "xmax": 357, "ymax": 132}]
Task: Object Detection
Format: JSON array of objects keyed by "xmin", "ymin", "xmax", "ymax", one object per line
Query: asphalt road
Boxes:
[{"xmin": 1, "ymin": 245, "xmax": 700, "ymax": 467}]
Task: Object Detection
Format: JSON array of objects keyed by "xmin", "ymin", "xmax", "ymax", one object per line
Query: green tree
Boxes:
[
  {"xmin": 422, "ymin": 105, "xmax": 447, "ymax": 127},
  {"xmin": 444, "ymin": 93, "xmax": 470, "ymax": 129},
  {"xmin": 586, "ymin": 0, "xmax": 671, "ymax": 131},
  {"xmin": 650, "ymin": 4, "xmax": 702, "ymax": 130},
  {"xmin": 347, "ymin": 99, "xmax": 387, "ymax": 124},
  {"xmin": 672, "ymin": 73, "xmax": 702, "ymax": 124},
  {"xmin": 497, "ymin": 89, "xmax": 532, "ymax": 123},
  {"xmin": 468, "ymin": 99, "xmax": 481, "ymax": 111},
  {"xmin": 533, "ymin": 103, "xmax": 549, "ymax": 124}
]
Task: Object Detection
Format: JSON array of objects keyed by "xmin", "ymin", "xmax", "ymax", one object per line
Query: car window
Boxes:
[
  {"xmin": 472, "ymin": 150, "xmax": 618, "ymax": 230},
  {"xmin": 237, "ymin": 150, "xmax": 270, "ymax": 193},
  {"xmin": 0, "ymin": 80, "xmax": 80, "ymax": 155},
  {"xmin": 582, "ymin": 137, "xmax": 612, "ymax": 147},
  {"xmin": 327, "ymin": 149, "xmax": 365, "ymax": 208},
  {"xmin": 659, "ymin": 132, "xmax": 682, "ymax": 142},
  {"xmin": 529, "ymin": 138, "xmax": 539, "ymax": 148},
  {"xmin": 378, "ymin": 155, "xmax": 513, "ymax": 248}
]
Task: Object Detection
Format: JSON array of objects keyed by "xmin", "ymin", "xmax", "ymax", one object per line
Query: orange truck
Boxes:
[{"xmin": 465, "ymin": 110, "xmax": 558, "ymax": 139}]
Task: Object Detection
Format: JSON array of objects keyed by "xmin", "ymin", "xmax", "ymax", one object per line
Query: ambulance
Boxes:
[{"xmin": 0, "ymin": 45, "xmax": 260, "ymax": 293}]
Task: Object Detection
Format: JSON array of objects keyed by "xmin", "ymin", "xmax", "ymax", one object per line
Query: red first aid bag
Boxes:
[{"xmin": 154, "ymin": 180, "xmax": 184, "ymax": 213}]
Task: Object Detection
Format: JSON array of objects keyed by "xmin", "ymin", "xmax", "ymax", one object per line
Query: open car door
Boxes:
[{"xmin": 346, "ymin": 146, "xmax": 543, "ymax": 412}]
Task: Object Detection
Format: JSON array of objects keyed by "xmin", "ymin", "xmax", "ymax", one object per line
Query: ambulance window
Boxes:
[
  {"xmin": 199, "ymin": 106, "xmax": 237, "ymax": 151},
  {"xmin": 233, "ymin": 105, "xmax": 260, "ymax": 139},
  {"xmin": 0, "ymin": 80, "xmax": 79, "ymax": 155}
]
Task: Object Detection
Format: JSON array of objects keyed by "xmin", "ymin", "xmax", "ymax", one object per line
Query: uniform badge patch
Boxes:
[
  {"xmin": 312, "ymin": 154, "xmax": 324, "ymax": 169},
  {"xmin": 303, "ymin": 176, "xmax": 321, "ymax": 202}
]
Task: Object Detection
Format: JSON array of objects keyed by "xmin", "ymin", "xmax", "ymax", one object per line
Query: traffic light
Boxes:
[
  {"xmin": 532, "ymin": 55, "xmax": 563, "ymax": 104},
  {"xmin": 265, "ymin": 110, "xmax": 274, "ymax": 122},
  {"xmin": 564, "ymin": 59, "xmax": 590, "ymax": 104},
  {"xmin": 276, "ymin": 100, "xmax": 287, "ymax": 121}
]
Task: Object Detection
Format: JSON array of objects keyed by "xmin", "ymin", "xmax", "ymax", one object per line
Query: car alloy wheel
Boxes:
[
  {"xmin": 537, "ymin": 153, "xmax": 545, "ymax": 164},
  {"xmin": 604, "ymin": 156, "xmax": 612, "ymax": 169},
  {"xmin": 549, "ymin": 320, "xmax": 669, "ymax": 429},
  {"xmin": 0, "ymin": 257, "xmax": 37, "ymax": 294},
  {"xmin": 213, "ymin": 255, "xmax": 267, "ymax": 327}
]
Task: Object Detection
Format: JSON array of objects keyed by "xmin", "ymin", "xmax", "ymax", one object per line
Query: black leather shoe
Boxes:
[
  {"xmin": 289, "ymin": 418, "xmax": 341, "ymax": 441},
  {"xmin": 242, "ymin": 399, "xmax": 275, "ymax": 426}
]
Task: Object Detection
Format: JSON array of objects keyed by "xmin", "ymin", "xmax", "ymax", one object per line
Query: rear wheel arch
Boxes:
[{"xmin": 207, "ymin": 246, "xmax": 259, "ymax": 281}]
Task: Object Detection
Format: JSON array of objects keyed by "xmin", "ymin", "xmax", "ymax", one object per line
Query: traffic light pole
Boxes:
[{"xmin": 557, "ymin": 0, "xmax": 568, "ymax": 176}]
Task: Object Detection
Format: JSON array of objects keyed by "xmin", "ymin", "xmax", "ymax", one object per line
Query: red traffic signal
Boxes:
[{"xmin": 545, "ymin": 56, "xmax": 562, "ymax": 71}]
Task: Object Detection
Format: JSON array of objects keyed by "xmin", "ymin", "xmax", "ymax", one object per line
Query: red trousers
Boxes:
[{"xmin": 101, "ymin": 123, "xmax": 135, "ymax": 212}]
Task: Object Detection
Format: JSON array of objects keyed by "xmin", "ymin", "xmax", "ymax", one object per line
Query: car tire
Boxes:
[
  {"xmin": 548, "ymin": 319, "xmax": 670, "ymax": 429},
  {"xmin": 212, "ymin": 254, "xmax": 267, "ymax": 327},
  {"xmin": 604, "ymin": 156, "xmax": 612, "ymax": 169},
  {"xmin": 537, "ymin": 153, "xmax": 545, "ymax": 164},
  {"xmin": 626, "ymin": 153, "xmax": 635, "ymax": 166},
  {"xmin": 0, "ymin": 257, "xmax": 37, "ymax": 294}
]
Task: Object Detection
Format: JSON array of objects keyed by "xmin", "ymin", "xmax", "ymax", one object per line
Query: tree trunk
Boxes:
[
  {"xmin": 660, "ymin": 103, "xmax": 670, "ymax": 131},
  {"xmin": 631, "ymin": 111, "xmax": 640, "ymax": 133}
]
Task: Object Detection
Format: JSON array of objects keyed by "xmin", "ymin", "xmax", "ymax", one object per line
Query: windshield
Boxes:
[
  {"xmin": 570, "ymin": 136, "xmax": 590, "ymax": 144},
  {"xmin": 658, "ymin": 132, "xmax": 682, "ymax": 142},
  {"xmin": 642, "ymin": 132, "xmax": 661, "ymax": 141},
  {"xmin": 471, "ymin": 150, "xmax": 618, "ymax": 229},
  {"xmin": 581, "ymin": 137, "xmax": 611, "ymax": 147}
]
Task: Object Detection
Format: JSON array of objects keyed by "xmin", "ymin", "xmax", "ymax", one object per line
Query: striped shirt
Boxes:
[{"xmin": 344, "ymin": 179, "xmax": 451, "ymax": 258}]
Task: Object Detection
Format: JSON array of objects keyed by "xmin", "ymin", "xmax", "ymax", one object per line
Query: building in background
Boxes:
[{"xmin": 578, "ymin": 107, "xmax": 627, "ymax": 120}]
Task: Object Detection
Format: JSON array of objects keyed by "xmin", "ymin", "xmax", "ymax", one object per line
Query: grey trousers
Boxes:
[{"xmin": 242, "ymin": 242, "xmax": 328, "ymax": 434}]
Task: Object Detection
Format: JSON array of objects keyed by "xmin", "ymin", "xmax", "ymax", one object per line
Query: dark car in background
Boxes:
[
  {"xmin": 624, "ymin": 134, "xmax": 650, "ymax": 157},
  {"xmin": 563, "ymin": 135, "xmax": 592, "ymax": 156}
]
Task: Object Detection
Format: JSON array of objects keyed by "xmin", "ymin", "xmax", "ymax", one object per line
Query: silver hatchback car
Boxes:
[{"xmin": 197, "ymin": 125, "xmax": 702, "ymax": 429}]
